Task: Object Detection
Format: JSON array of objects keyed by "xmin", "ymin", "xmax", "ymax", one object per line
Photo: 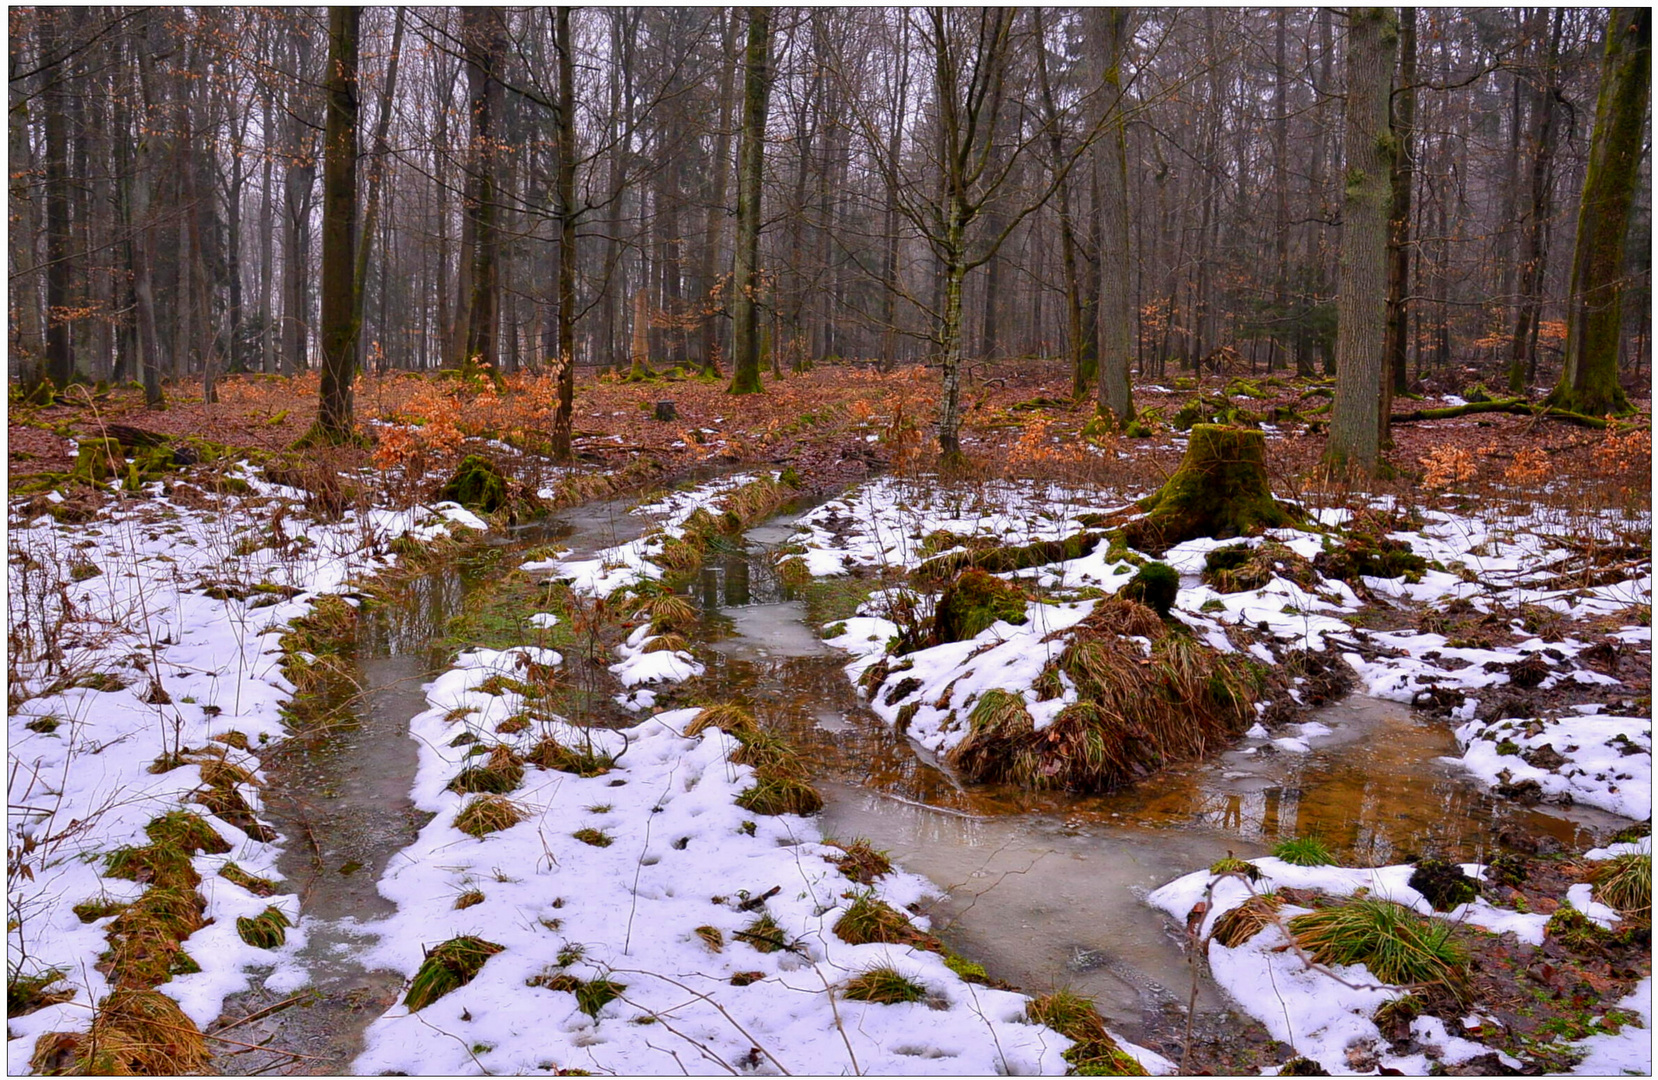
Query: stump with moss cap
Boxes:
[{"xmin": 1123, "ymin": 424, "xmax": 1302, "ymax": 554}]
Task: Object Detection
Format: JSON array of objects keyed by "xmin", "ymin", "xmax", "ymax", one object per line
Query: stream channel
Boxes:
[{"xmin": 217, "ymin": 488, "xmax": 1626, "ymax": 1073}]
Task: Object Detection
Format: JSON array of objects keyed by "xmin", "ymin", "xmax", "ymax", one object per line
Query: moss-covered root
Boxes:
[{"xmin": 1123, "ymin": 424, "xmax": 1301, "ymax": 554}]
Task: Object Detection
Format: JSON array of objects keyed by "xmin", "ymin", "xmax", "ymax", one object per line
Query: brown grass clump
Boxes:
[
  {"xmin": 454, "ymin": 795, "xmax": 525, "ymax": 838},
  {"xmin": 833, "ymin": 891, "xmax": 937, "ymax": 948},
  {"xmin": 947, "ymin": 599, "xmax": 1260, "ymax": 791},
  {"xmin": 35, "ymin": 988, "xmax": 213, "ymax": 1075},
  {"xmin": 841, "ymin": 965, "xmax": 927, "ymax": 1005},
  {"xmin": 825, "ymin": 838, "xmax": 893, "ymax": 885},
  {"xmin": 142, "ymin": 810, "xmax": 230, "ymax": 856},
  {"xmin": 527, "ymin": 735, "xmax": 615, "ymax": 776},
  {"xmin": 641, "ymin": 632, "xmax": 690, "ymax": 653},
  {"xmin": 1210, "ymin": 894, "xmax": 1284, "ymax": 948},
  {"xmin": 736, "ymin": 771, "xmax": 824, "ymax": 817},
  {"xmin": 447, "ymin": 745, "xmax": 525, "ymax": 795},
  {"xmin": 683, "ymin": 703, "xmax": 757, "ymax": 739},
  {"xmin": 629, "ymin": 592, "xmax": 697, "ymax": 634},
  {"xmin": 1288, "ymin": 898, "xmax": 1467, "ymax": 994}
]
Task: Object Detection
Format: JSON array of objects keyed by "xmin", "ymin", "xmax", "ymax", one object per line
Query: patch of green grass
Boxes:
[
  {"xmin": 527, "ymin": 973, "xmax": 627, "ymax": 1018},
  {"xmin": 1289, "ymin": 897, "xmax": 1467, "ymax": 993},
  {"xmin": 405, "ymin": 936, "xmax": 505, "ymax": 1011},
  {"xmin": 736, "ymin": 771, "xmax": 823, "ymax": 816},
  {"xmin": 236, "ymin": 906, "xmax": 291, "ymax": 949},
  {"xmin": 572, "ymin": 828, "xmax": 613, "ymax": 848},
  {"xmin": 8, "ymin": 967, "xmax": 73, "ymax": 1016},
  {"xmin": 799, "ymin": 575, "xmax": 880, "ymax": 628},
  {"xmin": 841, "ymin": 965, "xmax": 926, "ymax": 1005},
  {"xmin": 144, "ymin": 810, "xmax": 231, "ymax": 856},
  {"xmin": 72, "ymin": 897, "xmax": 129, "ymax": 923},
  {"xmin": 1272, "ymin": 835, "xmax": 1335, "ymax": 867},
  {"xmin": 737, "ymin": 913, "xmax": 789, "ymax": 954},
  {"xmin": 942, "ymin": 952, "xmax": 987, "ymax": 982}
]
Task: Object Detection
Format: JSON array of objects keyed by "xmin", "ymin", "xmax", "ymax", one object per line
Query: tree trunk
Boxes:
[
  {"xmin": 1548, "ymin": 8, "xmax": 1648, "ymax": 417},
  {"xmin": 699, "ymin": 8, "xmax": 737, "ymax": 376},
  {"xmin": 40, "ymin": 9, "xmax": 74, "ymax": 386},
  {"xmin": 1383, "ymin": 6, "xmax": 1417, "ymax": 404},
  {"xmin": 728, "ymin": 7, "xmax": 773, "ymax": 395},
  {"xmin": 1507, "ymin": 8, "xmax": 1562, "ymax": 395},
  {"xmin": 550, "ymin": 6, "xmax": 580, "ymax": 461},
  {"xmin": 1095, "ymin": 8, "xmax": 1134, "ymax": 427},
  {"xmin": 314, "ymin": 6, "xmax": 360, "ymax": 442},
  {"xmin": 462, "ymin": 7, "xmax": 503, "ymax": 375},
  {"xmin": 1325, "ymin": 7, "xmax": 1398, "ymax": 476},
  {"xmin": 132, "ymin": 18, "xmax": 165, "ymax": 407},
  {"xmin": 353, "ymin": 7, "xmax": 404, "ymax": 357}
]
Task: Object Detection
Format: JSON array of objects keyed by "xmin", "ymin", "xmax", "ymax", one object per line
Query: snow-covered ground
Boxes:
[
  {"xmin": 800, "ymin": 482, "xmax": 1649, "ymax": 810},
  {"xmin": 6, "ymin": 470, "xmax": 487, "ymax": 1073},
  {"xmin": 1147, "ymin": 854, "xmax": 1650, "ymax": 1076}
]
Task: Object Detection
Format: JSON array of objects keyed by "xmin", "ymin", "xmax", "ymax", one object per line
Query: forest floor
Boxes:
[{"xmin": 6, "ymin": 359, "xmax": 1652, "ymax": 1076}]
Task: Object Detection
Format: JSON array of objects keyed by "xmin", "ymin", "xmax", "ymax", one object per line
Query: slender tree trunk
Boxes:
[
  {"xmin": 728, "ymin": 7, "xmax": 773, "ymax": 395},
  {"xmin": 40, "ymin": 10, "xmax": 74, "ymax": 386},
  {"xmin": 1508, "ymin": 8, "xmax": 1562, "ymax": 394},
  {"xmin": 1384, "ymin": 6, "xmax": 1417, "ymax": 406},
  {"xmin": 1095, "ymin": 8, "xmax": 1134, "ymax": 426},
  {"xmin": 462, "ymin": 7, "xmax": 503, "ymax": 374},
  {"xmin": 354, "ymin": 7, "xmax": 404, "ymax": 356},
  {"xmin": 699, "ymin": 9, "xmax": 737, "ymax": 375},
  {"xmin": 314, "ymin": 6, "xmax": 360, "ymax": 441},
  {"xmin": 1548, "ymin": 8, "xmax": 1648, "ymax": 417},
  {"xmin": 550, "ymin": 6, "xmax": 580, "ymax": 460},
  {"xmin": 132, "ymin": 18, "xmax": 165, "ymax": 406},
  {"xmin": 1033, "ymin": 9, "xmax": 1086, "ymax": 398},
  {"xmin": 1325, "ymin": 8, "xmax": 1398, "ymax": 475}
]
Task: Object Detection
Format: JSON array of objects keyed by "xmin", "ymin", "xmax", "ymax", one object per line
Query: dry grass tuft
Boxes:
[
  {"xmin": 833, "ymin": 891, "xmax": 934, "ymax": 947},
  {"xmin": 447, "ymin": 744, "xmax": 526, "ymax": 795},
  {"xmin": 948, "ymin": 599, "xmax": 1261, "ymax": 791},
  {"xmin": 36, "ymin": 988, "xmax": 212, "ymax": 1075},
  {"xmin": 841, "ymin": 965, "xmax": 926, "ymax": 1005},
  {"xmin": 527, "ymin": 735, "xmax": 615, "ymax": 776},
  {"xmin": 1210, "ymin": 894, "xmax": 1284, "ymax": 948},
  {"xmin": 825, "ymin": 837, "xmax": 893, "ymax": 885},
  {"xmin": 1591, "ymin": 852, "xmax": 1651, "ymax": 920},
  {"xmin": 683, "ymin": 703, "xmax": 757, "ymax": 739},
  {"xmin": 454, "ymin": 795, "xmax": 525, "ymax": 838}
]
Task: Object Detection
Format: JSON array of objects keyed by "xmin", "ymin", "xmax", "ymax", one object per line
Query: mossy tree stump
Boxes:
[
  {"xmin": 1123, "ymin": 424, "xmax": 1301, "ymax": 554},
  {"xmin": 439, "ymin": 454, "xmax": 509, "ymax": 514}
]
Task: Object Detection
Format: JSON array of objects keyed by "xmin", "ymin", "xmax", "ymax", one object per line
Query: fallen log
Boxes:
[{"xmin": 1388, "ymin": 398, "xmax": 1616, "ymax": 429}]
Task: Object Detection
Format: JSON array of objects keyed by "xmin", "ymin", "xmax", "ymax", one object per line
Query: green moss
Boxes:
[
  {"xmin": 942, "ymin": 952, "xmax": 987, "ymax": 982},
  {"xmin": 1313, "ymin": 533, "xmax": 1428, "ymax": 584},
  {"xmin": 931, "ymin": 568, "xmax": 1028, "ymax": 644},
  {"xmin": 219, "ymin": 863, "xmax": 279, "ymax": 897},
  {"xmin": 1123, "ymin": 425, "xmax": 1301, "ymax": 553},
  {"xmin": 1408, "ymin": 859, "xmax": 1480, "ymax": 912},
  {"xmin": 1120, "ymin": 562, "xmax": 1178, "ymax": 617},
  {"xmin": 439, "ymin": 455, "xmax": 511, "ymax": 515}
]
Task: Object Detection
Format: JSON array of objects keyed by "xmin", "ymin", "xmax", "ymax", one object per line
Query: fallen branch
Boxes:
[{"xmin": 1388, "ymin": 398, "xmax": 1619, "ymax": 429}]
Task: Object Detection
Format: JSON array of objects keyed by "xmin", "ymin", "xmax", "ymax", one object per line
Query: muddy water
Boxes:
[
  {"xmin": 211, "ymin": 498, "xmax": 648, "ymax": 1074},
  {"xmin": 685, "ymin": 534, "xmax": 1623, "ymax": 1056}
]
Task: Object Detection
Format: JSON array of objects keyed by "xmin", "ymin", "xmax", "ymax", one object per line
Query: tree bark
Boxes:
[
  {"xmin": 40, "ymin": 9, "xmax": 74, "ymax": 386},
  {"xmin": 698, "ymin": 8, "xmax": 737, "ymax": 376},
  {"xmin": 1508, "ymin": 8, "xmax": 1562, "ymax": 394},
  {"xmin": 550, "ymin": 6, "xmax": 580, "ymax": 460},
  {"xmin": 1095, "ymin": 8, "xmax": 1134, "ymax": 427},
  {"xmin": 1383, "ymin": 6, "xmax": 1416, "ymax": 403},
  {"xmin": 728, "ymin": 6, "xmax": 773, "ymax": 395},
  {"xmin": 1548, "ymin": 8, "xmax": 1648, "ymax": 418},
  {"xmin": 314, "ymin": 6, "xmax": 360, "ymax": 442},
  {"xmin": 461, "ymin": 7, "xmax": 504, "ymax": 375},
  {"xmin": 1325, "ymin": 7, "xmax": 1398, "ymax": 476}
]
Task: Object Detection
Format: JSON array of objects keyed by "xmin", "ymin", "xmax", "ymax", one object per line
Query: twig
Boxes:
[{"xmin": 208, "ymin": 993, "xmax": 308, "ymax": 1034}]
